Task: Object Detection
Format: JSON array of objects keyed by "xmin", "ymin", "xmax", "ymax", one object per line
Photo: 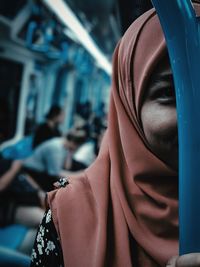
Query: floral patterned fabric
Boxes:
[{"xmin": 30, "ymin": 209, "xmax": 64, "ymax": 267}]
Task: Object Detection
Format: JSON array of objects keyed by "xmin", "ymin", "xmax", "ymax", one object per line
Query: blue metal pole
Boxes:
[{"xmin": 151, "ymin": 0, "xmax": 200, "ymax": 255}]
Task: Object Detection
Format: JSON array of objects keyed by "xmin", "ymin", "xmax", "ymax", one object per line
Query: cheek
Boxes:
[{"xmin": 141, "ymin": 103, "xmax": 177, "ymax": 144}]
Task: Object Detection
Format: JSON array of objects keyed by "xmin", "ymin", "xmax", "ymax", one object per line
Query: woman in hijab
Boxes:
[{"xmin": 30, "ymin": 3, "xmax": 200, "ymax": 267}]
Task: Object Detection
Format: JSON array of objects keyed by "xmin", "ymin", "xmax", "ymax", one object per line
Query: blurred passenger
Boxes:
[
  {"xmin": 23, "ymin": 130, "xmax": 87, "ymax": 191},
  {"xmin": 72, "ymin": 125, "xmax": 95, "ymax": 167},
  {"xmin": 89, "ymin": 115, "xmax": 107, "ymax": 155},
  {"xmin": 76, "ymin": 101, "xmax": 92, "ymax": 120},
  {"xmin": 94, "ymin": 123, "xmax": 107, "ymax": 156},
  {"xmin": 0, "ymin": 155, "xmax": 44, "ymax": 261},
  {"xmin": 33, "ymin": 105, "xmax": 64, "ymax": 148},
  {"xmin": 72, "ymin": 115, "xmax": 107, "ymax": 166},
  {"xmin": 73, "ymin": 139, "xmax": 96, "ymax": 167},
  {"xmin": 0, "ymin": 155, "xmax": 45, "ymax": 228}
]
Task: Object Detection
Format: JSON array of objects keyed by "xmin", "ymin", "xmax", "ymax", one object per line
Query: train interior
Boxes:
[{"xmin": 0, "ymin": 0, "xmax": 152, "ymax": 266}]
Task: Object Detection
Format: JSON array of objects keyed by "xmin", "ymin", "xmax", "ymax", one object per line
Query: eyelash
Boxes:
[{"xmin": 152, "ymin": 87, "xmax": 176, "ymax": 104}]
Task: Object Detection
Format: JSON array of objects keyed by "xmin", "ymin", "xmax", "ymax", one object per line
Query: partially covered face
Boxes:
[{"xmin": 140, "ymin": 58, "xmax": 178, "ymax": 171}]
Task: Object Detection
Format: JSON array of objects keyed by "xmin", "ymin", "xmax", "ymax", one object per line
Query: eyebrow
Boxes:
[
  {"xmin": 147, "ymin": 69, "xmax": 175, "ymax": 96},
  {"xmin": 154, "ymin": 69, "xmax": 173, "ymax": 81}
]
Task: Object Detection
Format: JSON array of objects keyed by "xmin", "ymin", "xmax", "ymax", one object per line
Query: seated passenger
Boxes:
[
  {"xmin": 0, "ymin": 155, "xmax": 44, "ymax": 260},
  {"xmin": 23, "ymin": 130, "xmax": 87, "ymax": 191},
  {"xmin": 73, "ymin": 139, "xmax": 96, "ymax": 167},
  {"xmin": 0, "ymin": 154, "xmax": 45, "ymax": 228},
  {"xmin": 73, "ymin": 117, "xmax": 107, "ymax": 166},
  {"xmin": 33, "ymin": 105, "xmax": 64, "ymax": 148}
]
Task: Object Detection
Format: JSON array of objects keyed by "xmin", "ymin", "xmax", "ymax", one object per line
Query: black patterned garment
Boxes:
[{"xmin": 30, "ymin": 209, "xmax": 64, "ymax": 267}]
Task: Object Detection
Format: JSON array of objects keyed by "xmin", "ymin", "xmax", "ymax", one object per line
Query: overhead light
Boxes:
[
  {"xmin": 43, "ymin": 0, "xmax": 112, "ymax": 75},
  {"xmin": 63, "ymin": 28, "xmax": 79, "ymax": 43}
]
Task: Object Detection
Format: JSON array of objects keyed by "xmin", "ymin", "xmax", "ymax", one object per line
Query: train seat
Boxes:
[{"xmin": 2, "ymin": 136, "xmax": 33, "ymax": 160}]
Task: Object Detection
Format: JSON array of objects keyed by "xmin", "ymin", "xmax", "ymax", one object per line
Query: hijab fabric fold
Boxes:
[{"xmin": 48, "ymin": 8, "xmax": 184, "ymax": 267}]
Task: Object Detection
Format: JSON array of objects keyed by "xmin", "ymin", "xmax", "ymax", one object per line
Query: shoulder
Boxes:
[
  {"xmin": 48, "ymin": 174, "xmax": 93, "ymax": 204},
  {"xmin": 35, "ymin": 122, "xmax": 48, "ymax": 131},
  {"xmin": 47, "ymin": 175, "xmax": 100, "ymax": 246},
  {"xmin": 49, "ymin": 137, "xmax": 64, "ymax": 146},
  {"xmin": 39, "ymin": 138, "xmax": 62, "ymax": 151},
  {"xmin": 48, "ymin": 174, "xmax": 96, "ymax": 224}
]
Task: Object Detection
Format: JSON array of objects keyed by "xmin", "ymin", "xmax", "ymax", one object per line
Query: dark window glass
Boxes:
[
  {"xmin": 0, "ymin": 58, "xmax": 23, "ymax": 143},
  {"xmin": 0, "ymin": 0, "xmax": 26, "ymax": 19}
]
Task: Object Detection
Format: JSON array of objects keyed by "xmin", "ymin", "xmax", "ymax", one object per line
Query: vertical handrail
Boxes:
[{"xmin": 152, "ymin": 0, "xmax": 200, "ymax": 255}]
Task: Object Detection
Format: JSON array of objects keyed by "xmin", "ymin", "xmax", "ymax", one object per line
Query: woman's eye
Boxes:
[{"xmin": 152, "ymin": 86, "xmax": 176, "ymax": 104}]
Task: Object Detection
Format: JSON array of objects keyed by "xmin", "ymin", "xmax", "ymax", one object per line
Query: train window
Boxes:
[
  {"xmin": 0, "ymin": 58, "xmax": 23, "ymax": 143},
  {"xmin": 24, "ymin": 74, "xmax": 39, "ymax": 135},
  {"xmin": 0, "ymin": 0, "xmax": 26, "ymax": 19}
]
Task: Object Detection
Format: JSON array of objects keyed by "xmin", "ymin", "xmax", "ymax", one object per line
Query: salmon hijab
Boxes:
[{"xmin": 47, "ymin": 7, "xmax": 193, "ymax": 267}]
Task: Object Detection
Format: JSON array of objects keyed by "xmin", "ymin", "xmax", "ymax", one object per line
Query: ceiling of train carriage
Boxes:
[
  {"xmin": 63, "ymin": 0, "xmax": 153, "ymax": 57},
  {"xmin": 64, "ymin": 0, "xmax": 119, "ymax": 57},
  {"xmin": 0, "ymin": 0, "xmax": 152, "ymax": 74}
]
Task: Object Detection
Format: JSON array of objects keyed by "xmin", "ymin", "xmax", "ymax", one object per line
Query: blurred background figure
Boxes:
[
  {"xmin": 33, "ymin": 105, "xmax": 64, "ymax": 148},
  {"xmin": 0, "ymin": 156, "xmax": 45, "ymax": 227},
  {"xmin": 73, "ymin": 115, "xmax": 107, "ymax": 167},
  {"xmin": 0, "ymin": 154, "xmax": 45, "ymax": 267},
  {"xmin": 23, "ymin": 129, "xmax": 87, "ymax": 191}
]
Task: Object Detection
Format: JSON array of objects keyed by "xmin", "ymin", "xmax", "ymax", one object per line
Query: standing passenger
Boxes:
[{"xmin": 30, "ymin": 4, "xmax": 200, "ymax": 267}]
